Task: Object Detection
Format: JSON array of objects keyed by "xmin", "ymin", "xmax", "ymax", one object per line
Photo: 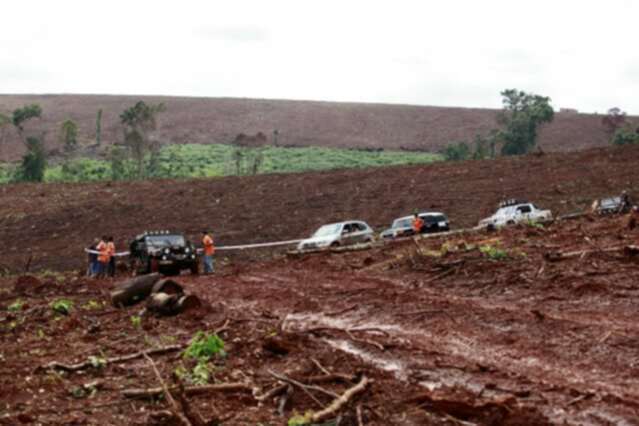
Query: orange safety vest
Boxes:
[
  {"xmin": 96, "ymin": 241, "xmax": 109, "ymax": 263},
  {"xmin": 203, "ymin": 234, "xmax": 215, "ymax": 256},
  {"xmin": 412, "ymin": 217, "xmax": 424, "ymax": 233}
]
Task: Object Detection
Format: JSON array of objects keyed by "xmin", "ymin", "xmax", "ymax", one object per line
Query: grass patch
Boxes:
[{"xmin": 1, "ymin": 144, "xmax": 442, "ymax": 184}]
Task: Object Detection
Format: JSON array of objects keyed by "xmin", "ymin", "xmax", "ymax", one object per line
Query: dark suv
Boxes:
[
  {"xmin": 380, "ymin": 212, "xmax": 450, "ymax": 239},
  {"xmin": 129, "ymin": 231, "xmax": 198, "ymax": 275}
]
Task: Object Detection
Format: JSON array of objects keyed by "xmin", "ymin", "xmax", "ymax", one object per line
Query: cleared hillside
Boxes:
[
  {"xmin": 1, "ymin": 144, "xmax": 638, "ymax": 273},
  {"xmin": 0, "ymin": 94, "xmax": 628, "ymax": 161}
]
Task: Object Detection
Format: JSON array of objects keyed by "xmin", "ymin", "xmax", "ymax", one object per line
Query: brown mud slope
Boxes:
[
  {"xmin": 1, "ymin": 214, "xmax": 638, "ymax": 425},
  {"xmin": 2, "ymin": 145, "xmax": 639, "ymax": 273},
  {"xmin": 1, "ymin": 94, "xmax": 636, "ymax": 161}
]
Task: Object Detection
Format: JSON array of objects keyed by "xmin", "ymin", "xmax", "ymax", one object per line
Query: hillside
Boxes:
[
  {"xmin": 0, "ymin": 94, "xmax": 629, "ymax": 161},
  {"xmin": 1, "ymin": 144, "xmax": 638, "ymax": 273}
]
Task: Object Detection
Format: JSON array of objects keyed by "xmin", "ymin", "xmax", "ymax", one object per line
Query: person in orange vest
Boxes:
[
  {"xmin": 96, "ymin": 236, "xmax": 109, "ymax": 278},
  {"xmin": 106, "ymin": 236, "xmax": 116, "ymax": 277},
  {"xmin": 412, "ymin": 213, "xmax": 424, "ymax": 235},
  {"xmin": 201, "ymin": 230, "xmax": 215, "ymax": 274}
]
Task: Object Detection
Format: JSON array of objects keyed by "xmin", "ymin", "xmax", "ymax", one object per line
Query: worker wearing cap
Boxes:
[
  {"xmin": 412, "ymin": 213, "xmax": 424, "ymax": 235},
  {"xmin": 201, "ymin": 231, "xmax": 215, "ymax": 274}
]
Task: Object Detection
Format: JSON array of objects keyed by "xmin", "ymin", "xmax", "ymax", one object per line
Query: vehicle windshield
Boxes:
[
  {"xmin": 601, "ymin": 197, "xmax": 620, "ymax": 208},
  {"xmin": 145, "ymin": 235, "xmax": 186, "ymax": 247},
  {"xmin": 392, "ymin": 218, "xmax": 412, "ymax": 229},
  {"xmin": 425, "ymin": 214, "xmax": 446, "ymax": 224},
  {"xmin": 312, "ymin": 224, "xmax": 342, "ymax": 237}
]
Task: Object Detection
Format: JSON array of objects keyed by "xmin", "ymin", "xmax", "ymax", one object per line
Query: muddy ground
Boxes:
[
  {"xmin": 2, "ymin": 145, "xmax": 639, "ymax": 274},
  {"xmin": 1, "ymin": 213, "xmax": 638, "ymax": 425}
]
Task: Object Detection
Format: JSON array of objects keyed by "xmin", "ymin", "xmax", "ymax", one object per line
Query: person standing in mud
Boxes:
[
  {"xmin": 87, "ymin": 238, "xmax": 99, "ymax": 277},
  {"xmin": 96, "ymin": 236, "xmax": 109, "ymax": 278},
  {"xmin": 106, "ymin": 236, "xmax": 116, "ymax": 277},
  {"xmin": 201, "ymin": 230, "xmax": 215, "ymax": 274},
  {"xmin": 411, "ymin": 212, "xmax": 424, "ymax": 235}
]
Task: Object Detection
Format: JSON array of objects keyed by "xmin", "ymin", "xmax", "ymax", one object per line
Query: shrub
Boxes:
[
  {"xmin": 50, "ymin": 298, "xmax": 74, "ymax": 315},
  {"xmin": 183, "ymin": 331, "xmax": 226, "ymax": 360}
]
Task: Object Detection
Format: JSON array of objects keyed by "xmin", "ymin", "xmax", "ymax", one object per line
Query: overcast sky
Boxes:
[{"xmin": 1, "ymin": 0, "xmax": 638, "ymax": 113}]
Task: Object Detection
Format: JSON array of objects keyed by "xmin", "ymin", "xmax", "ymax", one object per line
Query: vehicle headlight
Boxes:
[
  {"xmin": 164, "ymin": 248, "xmax": 170, "ymax": 254},
  {"xmin": 162, "ymin": 255, "xmax": 167, "ymax": 260},
  {"xmin": 191, "ymin": 254, "xmax": 195, "ymax": 259},
  {"xmin": 185, "ymin": 248, "xmax": 191, "ymax": 253}
]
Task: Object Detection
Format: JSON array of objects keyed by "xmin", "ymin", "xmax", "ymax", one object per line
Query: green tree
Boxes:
[
  {"xmin": 602, "ymin": 107, "xmax": 626, "ymax": 137},
  {"xmin": 11, "ymin": 104, "xmax": 46, "ymax": 182},
  {"xmin": 12, "ymin": 104, "xmax": 42, "ymax": 132},
  {"xmin": 19, "ymin": 137, "xmax": 47, "ymax": 182},
  {"xmin": 96, "ymin": 109, "xmax": 103, "ymax": 146},
  {"xmin": 497, "ymin": 89, "xmax": 554, "ymax": 156},
  {"xmin": 611, "ymin": 125, "xmax": 639, "ymax": 146},
  {"xmin": 59, "ymin": 119, "xmax": 78, "ymax": 153},
  {"xmin": 120, "ymin": 101, "xmax": 165, "ymax": 178},
  {"xmin": 0, "ymin": 113, "xmax": 11, "ymax": 158},
  {"xmin": 108, "ymin": 146, "xmax": 129, "ymax": 180}
]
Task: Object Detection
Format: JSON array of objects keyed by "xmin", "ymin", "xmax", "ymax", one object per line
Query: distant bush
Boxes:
[
  {"xmin": 440, "ymin": 142, "xmax": 471, "ymax": 161},
  {"xmin": 611, "ymin": 126, "xmax": 639, "ymax": 146}
]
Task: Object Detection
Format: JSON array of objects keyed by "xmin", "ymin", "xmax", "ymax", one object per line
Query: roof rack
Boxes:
[{"xmin": 499, "ymin": 199, "xmax": 528, "ymax": 208}]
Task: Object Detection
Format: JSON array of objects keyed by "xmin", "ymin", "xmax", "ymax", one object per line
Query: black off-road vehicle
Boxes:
[{"xmin": 129, "ymin": 231, "xmax": 199, "ymax": 275}]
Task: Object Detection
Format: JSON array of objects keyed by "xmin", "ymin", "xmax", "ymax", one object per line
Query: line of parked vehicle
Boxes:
[
  {"xmin": 121, "ymin": 194, "xmax": 634, "ymax": 275},
  {"xmin": 296, "ymin": 199, "xmax": 553, "ymax": 251},
  {"xmin": 296, "ymin": 194, "xmax": 636, "ymax": 251}
]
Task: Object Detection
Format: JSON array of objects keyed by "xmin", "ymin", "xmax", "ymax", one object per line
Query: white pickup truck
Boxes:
[{"xmin": 478, "ymin": 201, "xmax": 552, "ymax": 229}]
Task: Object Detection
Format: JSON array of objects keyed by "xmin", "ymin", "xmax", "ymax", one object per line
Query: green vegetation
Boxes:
[
  {"xmin": 439, "ymin": 88, "xmax": 553, "ymax": 161},
  {"xmin": 175, "ymin": 331, "xmax": 226, "ymax": 385},
  {"xmin": 130, "ymin": 315, "xmax": 142, "ymax": 328},
  {"xmin": 498, "ymin": 89, "xmax": 554, "ymax": 156},
  {"xmin": 50, "ymin": 298, "xmax": 74, "ymax": 315},
  {"xmin": 479, "ymin": 244, "xmax": 508, "ymax": 260},
  {"xmin": 1, "ymin": 144, "xmax": 441, "ymax": 183},
  {"xmin": 87, "ymin": 355, "xmax": 107, "ymax": 369},
  {"xmin": 183, "ymin": 331, "xmax": 226, "ymax": 360},
  {"xmin": 120, "ymin": 101, "xmax": 166, "ymax": 178},
  {"xmin": 8, "ymin": 300, "xmax": 24, "ymax": 312},
  {"xmin": 611, "ymin": 126, "xmax": 639, "ymax": 146}
]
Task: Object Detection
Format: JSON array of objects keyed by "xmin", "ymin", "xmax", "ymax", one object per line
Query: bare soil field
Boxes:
[
  {"xmin": 1, "ymin": 94, "xmax": 634, "ymax": 161},
  {"xmin": 1, "ymin": 145, "xmax": 639, "ymax": 274},
  {"xmin": 1, "ymin": 213, "xmax": 638, "ymax": 425}
]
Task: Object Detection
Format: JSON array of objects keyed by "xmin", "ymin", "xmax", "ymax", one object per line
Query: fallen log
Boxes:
[
  {"xmin": 122, "ymin": 382, "xmax": 254, "ymax": 399},
  {"xmin": 38, "ymin": 344, "xmax": 185, "ymax": 372},
  {"xmin": 110, "ymin": 273, "xmax": 162, "ymax": 307},
  {"xmin": 310, "ymin": 376, "xmax": 370, "ymax": 423},
  {"xmin": 146, "ymin": 292, "xmax": 201, "ymax": 316},
  {"xmin": 144, "ymin": 353, "xmax": 192, "ymax": 426},
  {"xmin": 544, "ymin": 245, "xmax": 639, "ymax": 262},
  {"xmin": 152, "ymin": 278, "xmax": 184, "ymax": 295}
]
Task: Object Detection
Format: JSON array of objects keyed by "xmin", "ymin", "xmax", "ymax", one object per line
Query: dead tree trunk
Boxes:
[
  {"xmin": 146, "ymin": 292, "xmax": 201, "ymax": 316},
  {"xmin": 110, "ymin": 273, "xmax": 162, "ymax": 307}
]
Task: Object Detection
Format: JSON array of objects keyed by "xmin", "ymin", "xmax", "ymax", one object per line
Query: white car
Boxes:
[
  {"xmin": 297, "ymin": 221, "xmax": 375, "ymax": 251},
  {"xmin": 478, "ymin": 200, "xmax": 552, "ymax": 228}
]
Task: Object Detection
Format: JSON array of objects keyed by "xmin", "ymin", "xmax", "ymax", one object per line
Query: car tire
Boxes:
[{"xmin": 330, "ymin": 242, "xmax": 340, "ymax": 248}]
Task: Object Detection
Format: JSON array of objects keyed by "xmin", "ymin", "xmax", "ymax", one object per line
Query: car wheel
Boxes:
[
  {"xmin": 507, "ymin": 220, "xmax": 515, "ymax": 225},
  {"xmin": 330, "ymin": 241, "xmax": 340, "ymax": 248}
]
